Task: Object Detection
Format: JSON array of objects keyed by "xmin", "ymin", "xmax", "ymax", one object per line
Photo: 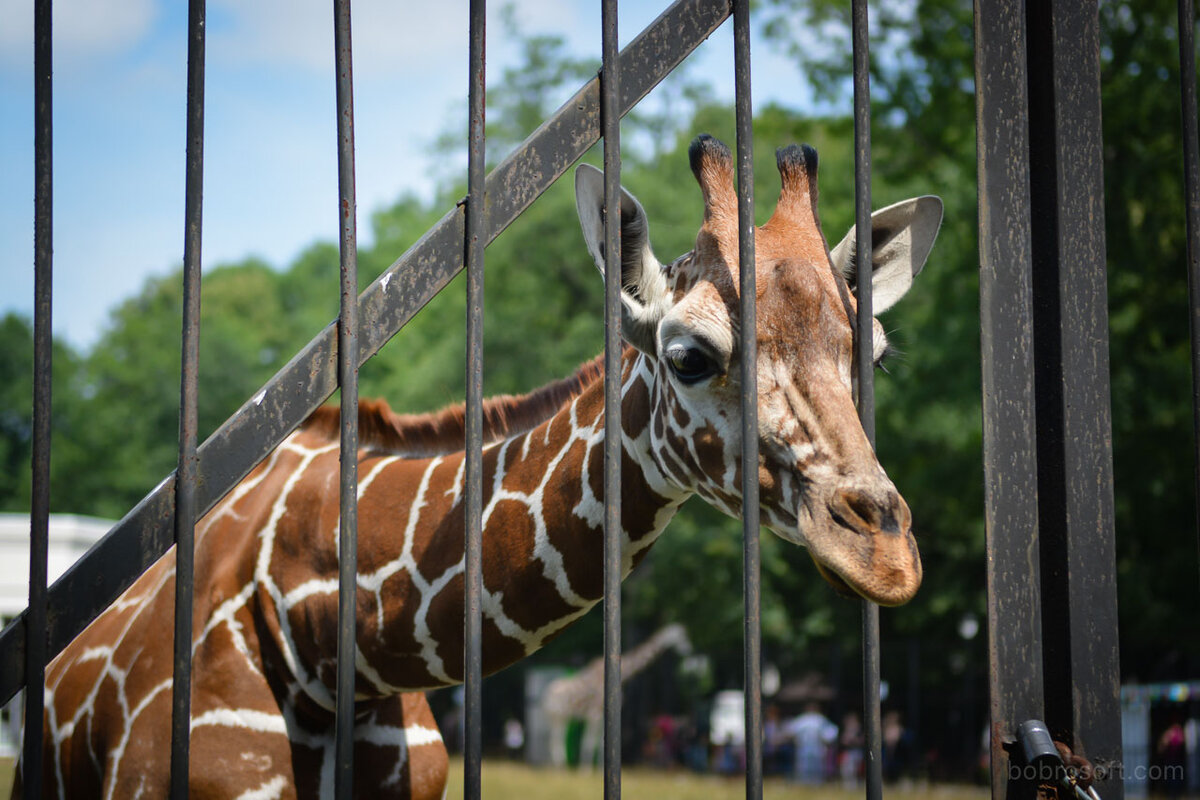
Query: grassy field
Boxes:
[
  {"xmin": 0, "ymin": 755, "xmax": 991, "ymax": 798},
  {"xmin": 444, "ymin": 758, "xmax": 991, "ymax": 800}
]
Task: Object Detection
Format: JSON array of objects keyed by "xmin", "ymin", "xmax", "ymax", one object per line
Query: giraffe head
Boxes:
[{"xmin": 575, "ymin": 135, "xmax": 942, "ymax": 607}]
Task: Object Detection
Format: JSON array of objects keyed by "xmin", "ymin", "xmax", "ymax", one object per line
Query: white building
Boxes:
[{"xmin": 0, "ymin": 513, "xmax": 113, "ymax": 758}]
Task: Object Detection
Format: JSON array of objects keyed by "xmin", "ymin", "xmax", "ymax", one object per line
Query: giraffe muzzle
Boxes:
[{"xmin": 800, "ymin": 485, "xmax": 922, "ymax": 607}]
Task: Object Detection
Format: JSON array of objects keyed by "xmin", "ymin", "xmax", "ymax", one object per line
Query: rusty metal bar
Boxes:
[
  {"xmin": 332, "ymin": 0, "xmax": 360, "ymax": 794},
  {"xmin": 1179, "ymin": 0, "xmax": 1200, "ymax": 574},
  {"xmin": 974, "ymin": 0, "xmax": 1045, "ymax": 797},
  {"xmin": 0, "ymin": 0, "xmax": 733, "ymax": 706},
  {"xmin": 732, "ymin": 2, "xmax": 761, "ymax": 799},
  {"xmin": 169, "ymin": 0, "xmax": 206, "ymax": 796},
  {"xmin": 601, "ymin": 0, "xmax": 623, "ymax": 795},
  {"xmin": 850, "ymin": 1, "xmax": 883, "ymax": 798},
  {"xmin": 463, "ymin": 0, "xmax": 486, "ymax": 797},
  {"xmin": 23, "ymin": 0, "xmax": 53, "ymax": 796},
  {"xmin": 1025, "ymin": 2, "xmax": 1121, "ymax": 793}
]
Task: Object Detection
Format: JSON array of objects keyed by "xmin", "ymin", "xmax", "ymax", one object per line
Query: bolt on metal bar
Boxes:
[
  {"xmin": 0, "ymin": 0, "xmax": 734, "ymax": 706},
  {"xmin": 24, "ymin": 1, "xmax": 53, "ymax": 797},
  {"xmin": 1179, "ymin": 0, "xmax": 1200, "ymax": 573},
  {"xmin": 332, "ymin": 0, "xmax": 360, "ymax": 795},
  {"xmin": 850, "ymin": 1, "xmax": 884, "ymax": 798},
  {"xmin": 169, "ymin": 1, "xmax": 206, "ymax": 796},
  {"xmin": 732, "ymin": 3, "xmax": 761, "ymax": 799},
  {"xmin": 600, "ymin": 0, "xmax": 623, "ymax": 797},
  {"xmin": 464, "ymin": 0, "xmax": 486, "ymax": 797}
]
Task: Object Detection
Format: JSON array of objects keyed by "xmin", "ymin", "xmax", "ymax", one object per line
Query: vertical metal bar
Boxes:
[
  {"xmin": 464, "ymin": 0, "xmax": 486, "ymax": 798},
  {"xmin": 1179, "ymin": 0, "xmax": 1200, "ymax": 575},
  {"xmin": 732, "ymin": 3, "xmax": 761, "ymax": 798},
  {"xmin": 169, "ymin": 1, "xmax": 205, "ymax": 796},
  {"xmin": 1025, "ymin": 2, "xmax": 1121, "ymax": 793},
  {"xmin": 23, "ymin": 1, "xmax": 53, "ymax": 796},
  {"xmin": 333, "ymin": 0, "xmax": 360, "ymax": 795},
  {"xmin": 973, "ymin": 1, "xmax": 1045, "ymax": 797},
  {"xmin": 600, "ymin": 0, "xmax": 623, "ymax": 796},
  {"xmin": 850, "ymin": 2, "xmax": 883, "ymax": 798}
]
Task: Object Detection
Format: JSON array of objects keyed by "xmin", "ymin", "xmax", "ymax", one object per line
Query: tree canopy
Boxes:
[{"xmin": 2, "ymin": 0, "xmax": 1197, "ymax": 762}]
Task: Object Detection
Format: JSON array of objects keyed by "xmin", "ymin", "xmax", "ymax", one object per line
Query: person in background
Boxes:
[{"xmin": 787, "ymin": 701, "xmax": 838, "ymax": 783}]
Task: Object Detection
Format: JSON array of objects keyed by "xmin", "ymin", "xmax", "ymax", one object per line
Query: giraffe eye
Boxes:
[{"xmin": 664, "ymin": 344, "xmax": 716, "ymax": 384}]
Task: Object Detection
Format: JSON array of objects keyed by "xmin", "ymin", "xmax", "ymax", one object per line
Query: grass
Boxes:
[
  {"xmin": 0, "ymin": 754, "xmax": 992, "ymax": 798},
  {"xmin": 444, "ymin": 758, "xmax": 991, "ymax": 800}
]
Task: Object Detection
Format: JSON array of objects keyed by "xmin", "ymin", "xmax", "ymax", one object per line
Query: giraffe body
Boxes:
[{"xmin": 25, "ymin": 136, "xmax": 941, "ymax": 798}]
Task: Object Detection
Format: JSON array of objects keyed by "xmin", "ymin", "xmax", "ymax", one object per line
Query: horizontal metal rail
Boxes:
[{"xmin": 0, "ymin": 0, "xmax": 733, "ymax": 709}]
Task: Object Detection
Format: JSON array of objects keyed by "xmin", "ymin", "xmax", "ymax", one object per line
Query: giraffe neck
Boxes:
[
  {"xmin": 619, "ymin": 627, "xmax": 687, "ymax": 682},
  {"xmin": 255, "ymin": 348, "xmax": 691, "ymax": 706}
]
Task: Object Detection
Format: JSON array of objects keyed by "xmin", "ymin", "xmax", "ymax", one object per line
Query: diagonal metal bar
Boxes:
[{"xmin": 0, "ymin": 0, "xmax": 733, "ymax": 712}]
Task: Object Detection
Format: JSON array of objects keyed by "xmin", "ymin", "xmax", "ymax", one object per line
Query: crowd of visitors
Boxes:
[{"xmin": 641, "ymin": 701, "xmax": 917, "ymax": 785}]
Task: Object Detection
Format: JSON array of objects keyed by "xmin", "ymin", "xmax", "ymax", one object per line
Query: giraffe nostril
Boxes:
[{"xmin": 832, "ymin": 488, "xmax": 904, "ymax": 535}]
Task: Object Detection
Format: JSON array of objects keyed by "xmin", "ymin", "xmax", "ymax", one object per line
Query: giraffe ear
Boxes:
[
  {"xmin": 575, "ymin": 163, "xmax": 667, "ymax": 356},
  {"xmin": 830, "ymin": 195, "xmax": 943, "ymax": 314}
]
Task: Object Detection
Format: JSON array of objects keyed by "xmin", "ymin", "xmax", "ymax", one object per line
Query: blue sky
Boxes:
[{"xmin": 0, "ymin": 0, "xmax": 814, "ymax": 350}]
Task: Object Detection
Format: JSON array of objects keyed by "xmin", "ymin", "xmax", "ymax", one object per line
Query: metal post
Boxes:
[
  {"xmin": 974, "ymin": 1, "xmax": 1045, "ymax": 797},
  {"xmin": 1178, "ymin": 0, "xmax": 1200, "ymax": 575},
  {"xmin": 1025, "ymin": 2, "xmax": 1121, "ymax": 793},
  {"xmin": 600, "ymin": 0, "xmax": 623, "ymax": 796},
  {"xmin": 169, "ymin": 1, "xmax": 206, "ymax": 796},
  {"xmin": 732, "ymin": 3, "xmax": 761, "ymax": 798},
  {"xmin": 24, "ymin": 1, "xmax": 53, "ymax": 796},
  {"xmin": 850, "ymin": 1, "xmax": 883, "ymax": 797},
  {"xmin": 332, "ymin": 0, "xmax": 360, "ymax": 794},
  {"xmin": 464, "ymin": 0, "xmax": 486, "ymax": 797}
]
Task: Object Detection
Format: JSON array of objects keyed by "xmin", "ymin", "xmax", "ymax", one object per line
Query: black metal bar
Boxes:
[
  {"xmin": 601, "ymin": 0, "xmax": 622, "ymax": 796},
  {"xmin": 1179, "ymin": 0, "xmax": 1200, "ymax": 578},
  {"xmin": 23, "ymin": 1, "xmax": 53, "ymax": 796},
  {"xmin": 332, "ymin": 0, "xmax": 359, "ymax": 795},
  {"xmin": 732, "ymin": 3, "xmax": 761, "ymax": 799},
  {"xmin": 463, "ymin": 0, "xmax": 486, "ymax": 797},
  {"xmin": 851, "ymin": 2, "xmax": 883, "ymax": 798},
  {"xmin": 973, "ymin": 1, "xmax": 1045, "ymax": 797},
  {"xmin": 1025, "ymin": 2, "xmax": 1122, "ymax": 793},
  {"xmin": 169, "ymin": 1, "xmax": 205, "ymax": 796},
  {"xmin": 0, "ymin": 0, "xmax": 733, "ymax": 705}
]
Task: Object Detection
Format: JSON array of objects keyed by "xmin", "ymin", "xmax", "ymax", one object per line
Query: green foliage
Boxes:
[{"xmin": 1, "ymin": 0, "xmax": 1193, "ymax": 701}]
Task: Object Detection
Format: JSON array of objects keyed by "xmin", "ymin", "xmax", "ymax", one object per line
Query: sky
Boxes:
[{"xmin": 0, "ymin": 0, "xmax": 814, "ymax": 351}]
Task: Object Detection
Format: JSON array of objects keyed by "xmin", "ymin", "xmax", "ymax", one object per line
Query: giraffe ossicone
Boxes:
[{"xmin": 24, "ymin": 135, "xmax": 940, "ymax": 799}]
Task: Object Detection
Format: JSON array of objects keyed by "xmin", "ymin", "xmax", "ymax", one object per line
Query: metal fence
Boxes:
[{"xmin": 6, "ymin": 0, "xmax": 1198, "ymax": 798}]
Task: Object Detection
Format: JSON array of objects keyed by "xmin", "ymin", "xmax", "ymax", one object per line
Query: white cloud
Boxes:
[
  {"xmin": 208, "ymin": 0, "xmax": 594, "ymax": 78},
  {"xmin": 0, "ymin": 0, "xmax": 157, "ymax": 63},
  {"xmin": 210, "ymin": 0, "xmax": 466, "ymax": 77}
]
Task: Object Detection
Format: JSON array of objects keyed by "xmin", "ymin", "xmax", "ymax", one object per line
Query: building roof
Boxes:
[{"xmin": 0, "ymin": 513, "xmax": 114, "ymax": 619}]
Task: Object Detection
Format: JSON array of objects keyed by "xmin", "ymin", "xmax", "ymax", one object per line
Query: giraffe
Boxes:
[
  {"xmin": 19, "ymin": 134, "xmax": 942, "ymax": 799},
  {"xmin": 540, "ymin": 623, "xmax": 691, "ymax": 769}
]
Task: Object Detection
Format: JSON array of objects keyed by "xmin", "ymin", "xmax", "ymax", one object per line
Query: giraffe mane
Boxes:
[{"xmin": 302, "ymin": 354, "xmax": 605, "ymax": 457}]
